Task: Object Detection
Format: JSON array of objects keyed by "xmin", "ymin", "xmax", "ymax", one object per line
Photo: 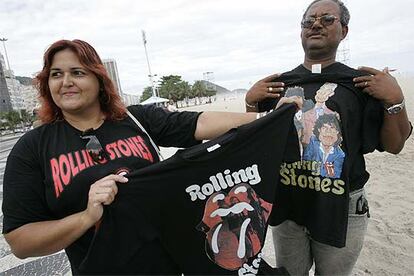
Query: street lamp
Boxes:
[
  {"xmin": 0, "ymin": 37, "xmax": 21, "ymax": 117},
  {"xmin": 141, "ymin": 30, "xmax": 158, "ymax": 98},
  {"xmin": 0, "ymin": 38, "xmax": 12, "ymax": 72}
]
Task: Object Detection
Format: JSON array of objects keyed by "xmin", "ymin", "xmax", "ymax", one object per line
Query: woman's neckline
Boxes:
[
  {"xmin": 63, "ymin": 112, "xmax": 106, "ymax": 132},
  {"xmin": 63, "ymin": 116, "xmax": 106, "ymax": 133}
]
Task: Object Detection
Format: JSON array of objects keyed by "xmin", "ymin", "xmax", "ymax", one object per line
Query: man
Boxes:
[{"xmin": 245, "ymin": 0, "xmax": 412, "ymax": 275}]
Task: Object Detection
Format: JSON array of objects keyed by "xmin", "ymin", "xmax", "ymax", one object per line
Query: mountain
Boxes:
[
  {"xmin": 16, "ymin": 76, "xmax": 33, "ymax": 86},
  {"xmin": 199, "ymin": 80, "xmax": 232, "ymax": 95},
  {"xmin": 232, "ymin": 88, "xmax": 248, "ymax": 94}
]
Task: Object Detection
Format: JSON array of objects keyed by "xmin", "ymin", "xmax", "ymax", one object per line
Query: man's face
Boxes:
[{"xmin": 301, "ymin": 0, "xmax": 348, "ymax": 59}]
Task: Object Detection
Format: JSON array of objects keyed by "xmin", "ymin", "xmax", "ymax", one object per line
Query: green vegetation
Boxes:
[
  {"xmin": 140, "ymin": 75, "xmax": 216, "ymax": 103},
  {"xmin": 0, "ymin": 110, "xmax": 35, "ymax": 133}
]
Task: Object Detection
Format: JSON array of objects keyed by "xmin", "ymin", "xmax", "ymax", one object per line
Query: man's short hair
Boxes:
[{"xmin": 303, "ymin": 0, "xmax": 350, "ymax": 26}]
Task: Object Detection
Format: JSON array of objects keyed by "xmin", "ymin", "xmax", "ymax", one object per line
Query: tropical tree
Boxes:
[
  {"xmin": 177, "ymin": 81, "xmax": 191, "ymax": 101},
  {"xmin": 140, "ymin": 86, "xmax": 153, "ymax": 102},
  {"xmin": 158, "ymin": 75, "xmax": 189, "ymax": 102},
  {"xmin": 191, "ymin": 80, "xmax": 207, "ymax": 98},
  {"xmin": 0, "ymin": 111, "xmax": 22, "ymax": 130},
  {"xmin": 139, "ymin": 75, "xmax": 217, "ymax": 106},
  {"xmin": 20, "ymin": 109, "xmax": 34, "ymax": 124}
]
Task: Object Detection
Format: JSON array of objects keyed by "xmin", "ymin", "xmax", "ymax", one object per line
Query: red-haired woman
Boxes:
[{"xmin": 2, "ymin": 39, "xmax": 301, "ymax": 275}]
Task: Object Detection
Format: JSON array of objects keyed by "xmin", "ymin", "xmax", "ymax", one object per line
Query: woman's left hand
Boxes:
[
  {"xmin": 275, "ymin": 96, "xmax": 303, "ymax": 111},
  {"xmin": 84, "ymin": 174, "xmax": 129, "ymax": 224}
]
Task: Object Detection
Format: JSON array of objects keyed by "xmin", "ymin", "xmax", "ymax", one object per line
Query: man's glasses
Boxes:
[
  {"xmin": 301, "ymin": 15, "xmax": 339, "ymax": 28},
  {"xmin": 80, "ymin": 131, "xmax": 107, "ymax": 163}
]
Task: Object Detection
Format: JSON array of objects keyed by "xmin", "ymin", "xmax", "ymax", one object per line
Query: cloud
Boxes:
[{"xmin": 1, "ymin": 0, "xmax": 413, "ymax": 95}]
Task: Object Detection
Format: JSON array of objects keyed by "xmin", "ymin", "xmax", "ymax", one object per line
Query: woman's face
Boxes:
[{"xmin": 48, "ymin": 49, "xmax": 101, "ymax": 116}]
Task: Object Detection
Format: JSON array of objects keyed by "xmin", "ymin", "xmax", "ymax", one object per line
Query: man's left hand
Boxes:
[{"xmin": 353, "ymin": 66, "xmax": 404, "ymax": 105}]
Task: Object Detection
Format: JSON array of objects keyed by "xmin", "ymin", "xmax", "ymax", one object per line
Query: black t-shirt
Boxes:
[
  {"xmin": 79, "ymin": 104, "xmax": 297, "ymax": 275},
  {"xmin": 2, "ymin": 104, "xmax": 200, "ymax": 274},
  {"xmin": 260, "ymin": 63, "xmax": 384, "ymax": 247}
]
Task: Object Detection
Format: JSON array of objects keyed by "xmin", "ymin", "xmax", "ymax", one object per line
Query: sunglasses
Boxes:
[
  {"xmin": 301, "ymin": 15, "xmax": 339, "ymax": 28},
  {"xmin": 80, "ymin": 131, "xmax": 107, "ymax": 163}
]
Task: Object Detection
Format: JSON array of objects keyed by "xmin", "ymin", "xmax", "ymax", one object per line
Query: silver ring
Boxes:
[{"xmin": 268, "ymin": 87, "xmax": 273, "ymax": 92}]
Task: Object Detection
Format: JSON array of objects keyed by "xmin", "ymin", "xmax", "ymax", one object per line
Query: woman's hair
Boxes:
[{"xmin": 35, "ymin": 39, "xmax": 127, "ymax": 123}]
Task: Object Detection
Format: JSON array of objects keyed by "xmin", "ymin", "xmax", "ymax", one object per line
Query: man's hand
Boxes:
[
  {"xmin": 353, "ymin": 66, "xmax": 404, "ymax": 105},
  {"xmin": 245, "ymin": 73, "xmax": 285, "ymax": 107},
  {"xmin": 354, "ymin": 66, "xmax": 411, "ymax": 154}
]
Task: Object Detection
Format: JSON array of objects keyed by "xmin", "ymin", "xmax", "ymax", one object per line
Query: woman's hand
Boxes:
[
  {"xmin": 83, "ymin": 174, "xmax": 129, "ymax": 224},
  {"xmin": 275, "ymin": 96, "xmax": 303, "ymax": 111}
]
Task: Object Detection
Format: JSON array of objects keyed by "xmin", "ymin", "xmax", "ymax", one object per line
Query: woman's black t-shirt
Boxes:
[{"xmin": 2, "ymin": 104, "xmax": 200, "ymax": 273}]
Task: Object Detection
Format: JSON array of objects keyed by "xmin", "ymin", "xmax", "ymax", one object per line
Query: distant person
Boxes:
[
  {"xmin": 244, "ymin": 0, "xmax": 412, "ymax": 275},
  {"xmin": 167, "ymin": 99, "xmax": 178, "ymax": 112},
  {"xmin": 1, "ymin": 39, "xmax": 300, "ymax": 275}
]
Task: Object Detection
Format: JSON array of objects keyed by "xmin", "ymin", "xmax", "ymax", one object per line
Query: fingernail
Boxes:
[{"xmin": 281, "ymin": 83, "xmax": 285, "ymax": 86}]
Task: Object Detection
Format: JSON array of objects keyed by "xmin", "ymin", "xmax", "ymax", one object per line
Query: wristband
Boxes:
[
  {"xmin": 384, "ymin": 98, "xmax": 405, "ymax": 115},
  {"xmin": 245, "ymin": 99, "xmax": 257, "ymax": 108},
  {"xmin": 256, "ymin": 111, "xmax": 272, "ymax": 119}
]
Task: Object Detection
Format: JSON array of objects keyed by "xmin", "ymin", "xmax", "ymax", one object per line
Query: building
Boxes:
[
  {"xmin": 6, "ymin": 76, "xmax": 25, "ymax": 111},
  {"xmin": 0, "ymin": 53, "xmax": 12, "ymax": 112},
  {"xmin": 21, "ymin": 83, "xmax": 39, "ymax": 113},
  {"xmin": 122, "ymin": 93, "xmax": 141, "ymax": 106},
  {"xmin": 103, "ymin": 58, "xmax": 123, "ymax": 97}
]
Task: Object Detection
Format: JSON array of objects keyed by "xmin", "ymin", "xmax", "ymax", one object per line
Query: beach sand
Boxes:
[{"xmin": 175, "ymin": 75, "xmax": 414, "ymax": 275}]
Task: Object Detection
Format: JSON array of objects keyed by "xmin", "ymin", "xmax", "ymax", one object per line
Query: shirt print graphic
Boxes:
[
  {"xmin": 196, "ymin": 183, "xmax": 272, "ymax": 271},
  {"xmin": 287, "ymin": 83, "xmax": 345, "ymax": 179},
  {"xmin": 50, "ymin": 134, "xmax": 154, "ymax": 198}
]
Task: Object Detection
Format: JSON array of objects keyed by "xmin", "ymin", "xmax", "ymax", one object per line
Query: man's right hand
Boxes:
[{"xmin": 245, "ymin": 73, "xmax": 285, "ymax": 111}]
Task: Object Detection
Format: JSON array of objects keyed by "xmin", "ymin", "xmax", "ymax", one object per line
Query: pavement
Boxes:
[{"xmin": 1, "ymin": 252, "xmax": 71, "ymax": 275}]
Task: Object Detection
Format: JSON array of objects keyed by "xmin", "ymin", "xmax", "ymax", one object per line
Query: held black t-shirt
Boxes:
[
  {"xmin": 2, "ymin": 104, "xmax": 201, "ymax": 274},
  {"xmin": 260, "ymin": 63, "xmax": 384, "ymax": 247},
  {"xmin": 79, "ymin": 104, "xmax": 297, "ymax": 275}
]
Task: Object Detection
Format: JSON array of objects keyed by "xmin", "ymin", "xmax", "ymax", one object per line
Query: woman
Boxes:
[{"xmin": 2, "ymin": 39, "xmax": 300, "ymax": 275}]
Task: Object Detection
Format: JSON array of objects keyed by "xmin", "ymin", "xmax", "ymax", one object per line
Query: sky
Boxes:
[{"xmin": 1, "ymin": 0, "xmax": 413, "ymax": 95}]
